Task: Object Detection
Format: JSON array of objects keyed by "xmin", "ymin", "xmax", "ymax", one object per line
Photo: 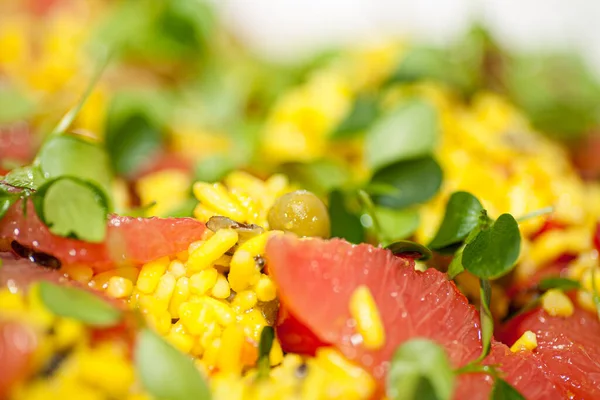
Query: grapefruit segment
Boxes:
[
  {"xmin": 499, "ymin": 307, "xmax": 600, "ymax": 399},
  {"xmin": 266, "ymin": 235, "xmax": 482, "ymax": 381},
  {"xmin": 0, "ymin": 201, "xmax": 206, "ymax": 271}
]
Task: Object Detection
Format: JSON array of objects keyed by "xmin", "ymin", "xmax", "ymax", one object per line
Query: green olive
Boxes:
[{"xmin": 267, "ymin": 190, "xmax": 331, "ymax": 238}]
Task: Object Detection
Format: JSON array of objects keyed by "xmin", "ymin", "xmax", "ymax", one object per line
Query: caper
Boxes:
[{"xmin": 267, "ymin": 190, "xmax": 331, "ymax": 238}]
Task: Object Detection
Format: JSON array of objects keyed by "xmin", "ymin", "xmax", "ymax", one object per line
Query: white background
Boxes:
[{"xmin": 218, "ymin": 0, "xmax": 600, "ymax": 74}]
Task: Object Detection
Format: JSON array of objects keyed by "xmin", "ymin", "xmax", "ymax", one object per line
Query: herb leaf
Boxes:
[
  {"xmin": 369, "ymin": 156, "xmax": 443, "ymax": 209},
  {"xmin": 462, "ymin": 214, "xmax": 521, "ymax": 279},
  {"xmin": 429, "ymin": 192, "xmax": 483, "ymax": 250},
  {"xmin": 447, "ymin": 247, "xmax": 465, "ymax": 279},
  {"xmin": 475, "ymin": 279, "xmax": 493, "ymax": 363},
  {"xmin": 331, "ymin": 93, "xmax": 379, "ymax": 139},
  {"xmin": 33, "ymin": 178, "xmax": 109, "ymax": 243},
  {"xmin": 105, "ymin": 92, "xmax": 167, "ymax": 176},
  {"xmin": 37, "ymin": 135, "xmax": 113, "ymax": 208},
  {"xmin": 329, "ymin": 189, "xmax": 364, "ymax": 244},
  {"xmin": 538, "ymin": 277, "xmax": 581, "ymax": 292},
  {"xmin": 386, "ymin": 240, "xmax": 432, "ymax": 261},
  {"xmin": 387, "ymin": 338, "xmax": 454, "ymax": 400},
  {"xmin": 491, "ymin": 378, "xmax": 526, "ymax": 400},
  {"xmin": 38, "ymin": 281, "xmax": 122, "ymax": 326},
  {"xmin": 257, "ymin": 326, "xmax": 275, "ymax": 380},
  {"xmin": 135, "ymin": 328, "xmax": 211, "ymax": 400},
  {"xmin": 373, "ymin": 206, "xmax": 420, "ymax": 245},
  {"xmin": 3, "ymin": 166, "xmax": 45, "ymax": 191},
  {"xmin": 282, "ymin": 159, "xmax": 350, "ymax": 196},
  {"xmin": 366, "ymin": 99, "xmax": 438, "ymax": 171}
]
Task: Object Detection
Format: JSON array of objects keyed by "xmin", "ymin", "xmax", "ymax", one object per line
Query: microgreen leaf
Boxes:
[
  {"xmin": 33, "ymin": 178, "xmax": 109, "ymax": 243},
  {"xmin": 0, "ymin": 85, "xmax": 34, "ymax": 124},
  {"xmin": 105, "ymin": 91, "xmax": 168, "ymax": 176},
  {"xmin": 462, "ymin": 214, "xmax": 521, "ymax": 280},
  {"xmin": 331, "ymin": 93, "xmax": 379, "ymax": 139},
  {"xmin": 591, "ymin": 268, "xmax": 600, "ymax": 320},
  {"xmin": 447, "ymin": 247, "xmax": 465, "ymax": 279},
  {"xmin": 491, "ymin": 378, "xmax": 526, "ymax": 400},
  {"xmin": 537, "ymin": 277, "xmax": 581, "ymax": 292},
  {"xmin": 369, "ymin": 156, "xmax": 443, "ymax": 209},
  {"xmin": 282, "ymin": 159, "xmax": 350, "ymax": 196},
  {"xmin": 429, "ymin": 192, "xmax": 483, "ymax": 250},
  {"xmin": 386, "ymin": 240, "xmax": 432, "ymax": 261},
  {"xmin": 366, "ymin": 99, "xmax": 439, "ymax": 171},
  {"xmin": 0, "ymin": 189, "xmax": 19, "ymax": 221},
  {"xmin": 37, "ymin": 135, "xmax": 113, "ymax": 208},
  {"xmin": 3, "ymin": 166, "xmax": 45, "ymax": 191},
  {"xmin": 135, "ymin": 328, "xmax": 211, "ymax": 400},
  {"xmin": 257, "ymin": 326, "xmax": 275, "ymax": 380},
  {"xmin": 52, "ymin": 50, "xmax": 111, "ymax": 136},
  {"xmin": 194, "ymin": 155, "xmax": 237, "ymax": 183},
  {"xmin": 387, "ymin": 338, "xmax": 454, "ymax": 400},
  {"xmin": 329, "ymin": 189, "xmax": 364, "ymax": 244},
  {"xmin": 38, "ymin": 281, "xmax": 122, "ymax": 326},
  {"xmin": 475, "ymin": 279, "xmax": 493, "ymax": 363},
  {"xmin": 373, "ymin": 206, "xmax": 420, "ymax": 245}
]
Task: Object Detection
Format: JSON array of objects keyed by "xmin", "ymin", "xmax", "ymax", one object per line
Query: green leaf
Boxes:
[
  {"xmin": 387, "ymin": 47, "xmax": 450, "ymax": 86},
  {"xmin": 33, "ymin": 178, "xmax": 109, "ymax": 243},
  {"xmin": 387, "ymin": 338, "xmax": 454, "ymax": 400},
  {"xmin": 462, "ymin": 214, "xmax": 521, "ymax": 279},
  {"xmin": 491, "ymin": 378, "xmax": 526, "ymax": 400},
  {"xmin": 3, "ymin": 166, "xmax": 45, "ymax": 191},
  {"xmin": 194, "ymin": 155, "xmax": 237, "ymax": 183},
  {"xmin": 504, "ymin": 53, "xmax": 600, "ymax": 141},
  {"xmin": 538, "ymin": 277, "xmax": 581, "ymax": 292},
  {"xmin": 331, "ymin": 93, "xmax": 379, "ymax": 139},
  {"xmin": 257, "ymin": 326, "xmax": 274, "ymax": 380},
  {"xmin": 38, "ymin": 281, "xmax": 122, "ymax": 326},
  {"xmin": 135, "ymin": 328, "xmax": 211, "ymax": 400},
  {"xmin": 373, "ymin": 206, "xmax": 420, "ymax": 245},
  {"xmin": 329, "ymin": 190, "xmax": 364, "ymax": 244},
  {"xmin": 282, "ymin": 159, "xmax": 351, "ymax": 196},
  {"xmin": 475, "ymin": 279, "xmax": 493, "ymax": 363},
  {"xmin": 447, "ymin": 247, "xmax": 465, "ymax": 279},
  {"xmin": 386, "ymin": 240, "xmax": 432, "ymax": 261},
  {"xmin": 0, "ymin": 190, "xmax": 18, "ymax": 221},
  {"xmin": 366, "ymin": 99, "xmax": 439, "ymax": 171},
  {"xmin": 0, "ymin": 85, "xmax": 34, "ymax": 124},
  {"xmin": 163, "ymin": 197, "xmax": 198, "ymax": 218},
  {"xmin": 51, "ymin": 49, "xmax": 110, "ymax": 136},
  {"xmin": 369, "ymin": 156, "xmax": 443, "ymax": 209},
  {"xmin": 105, "ymin": 91, "xmax": 168, "ymax": 176},
  {"xmin": 37, "ymin": 135, "xmax": 113, "ymax": 209},
  {"xmin": 429, "ymin": 192, "xmax": 483, "ymax": 250}
]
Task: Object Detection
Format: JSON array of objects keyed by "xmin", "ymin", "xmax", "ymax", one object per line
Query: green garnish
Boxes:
[
  {"xmin": 135, "ymin": 328, "xmax": 211, "ymax": 400},
  {"xmin": 257, "ymin": 326, "xmax": 275, "ymax": 380},
  {"xmin": 331, "ymin": 93, "xmax": 379, "ymax": 139},
  {"xmin": 490, "ymin": 378, "xmax": 526, "ymax": 400},
  {"xmin": 474, "ymin": 279, "xmax": 493, "ymax": 362},
  {"xmin": 386, "ymin": 240, "xmax": 432, "ymax": 261},
  {"xmin": 366, "ymin": 99, "xmax": 438, "ymax": 171},
  {"xmin": 37, "ymin": 135, "xmax": 113, "ymax": 205},
  {"xmin": 3, "ymin": 166, "xmax": 45, "ymax": 191},
  {"xmin": 369, "ymin": 156, "xmax": 443, "ymax": 209},
  {"xmin": 39, "ymin": 281, "xmax": 122, "ymax": 327},
  {"xmin": 282, "ymin": 159, "xmax": 351, "ymax": 196},
  {"xmin": 387, "ymin": 338, "xmax": 454, "ymax": 400},
  {"xmin": 537, "ymin": 277, "xmax": 581, "ymax": 291},
  {"xmin": 33, "ymin": 178, "xmax": 109, "ymax": 243},
  {"xmin": 373, "ymin": 206, "xmax": 420, "ymax": 245},
  {"xmin": 104, "ymin": 91, "xmax": 168, "ymax": 176},
  {"xmin": 462, "ymin": 213, "xmax": 520, "ymax": 280},
  {"xmin": 328, "ymin": 189, "xmax": 365, "ymax": 244},
  {"xmin": 591, "ymin": 268, "xmax": 600, "ymax": 320},
  {"xmin": 429, "ymin": 192, "xmax": 484, "ymax": 251}
]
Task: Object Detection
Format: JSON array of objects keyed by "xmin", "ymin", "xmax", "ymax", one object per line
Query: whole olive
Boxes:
[{"xmin": 267, "ymin": 190, "xmax": 331, "ymax": 238}]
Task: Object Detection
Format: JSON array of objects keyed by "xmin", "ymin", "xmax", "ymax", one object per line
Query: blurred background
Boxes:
[{"xmin": 2, "ymin": 0, "xmax": 600, "ymax": 218}]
